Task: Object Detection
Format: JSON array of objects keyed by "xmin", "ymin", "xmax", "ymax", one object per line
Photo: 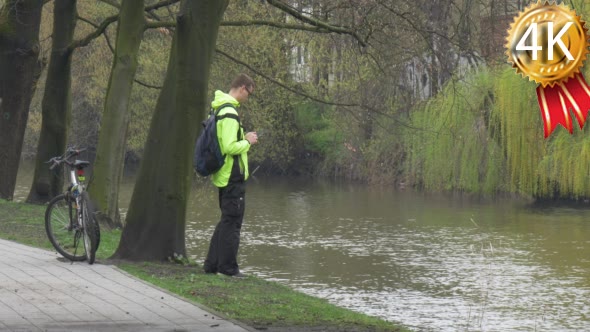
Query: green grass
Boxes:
[
  {"xmin": 0, "ymin": 199, "xmax": 48, "ymax": 247},
  {"xmin": 0, "ymin": 199, "xmax": 408, "ymax": 331},
  {"xmin": 119, "ymin": 262, "xmax": 404, "ymax": 331},
  {"xmin": 0, "ymin": 199, "xmax": 121, "ymax": 260}
]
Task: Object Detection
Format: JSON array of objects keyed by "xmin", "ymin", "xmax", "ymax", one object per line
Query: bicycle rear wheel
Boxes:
[
  {"xmin": 45, "ymin": 194, "xmax": 86, "ymax": 261},
  {"xmin": 80, "ymin": 192, "xmax": 99, "ymax": 264}
]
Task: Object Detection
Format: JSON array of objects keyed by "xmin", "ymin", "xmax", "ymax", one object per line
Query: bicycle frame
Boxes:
[{"xmin": 66, "ymin": 167, "xmax": 88, "ymax": 228}]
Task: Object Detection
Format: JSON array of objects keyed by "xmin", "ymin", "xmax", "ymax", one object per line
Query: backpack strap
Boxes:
[
  {"xmin": 213, "ymin": 103, "xmax": 245, "ymax": 180},
  {"xmin": 214, "ymin": 103, "xmax": 240, "ymax": 123},
  {"xmin": 213, "ymin": 103, "xmax": 243, "ymax": 140}
]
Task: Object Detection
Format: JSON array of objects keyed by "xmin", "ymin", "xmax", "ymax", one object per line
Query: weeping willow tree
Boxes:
[
  {"xmin": 403, "ymin": 69, "xmax": 506, "ymax": 195},
  {"xmin": 534, "ymin": 0, "xmax": 590, "ymax": 199},
  {"xmin": 490, "ymin": 67, "xmax": 544, "ymax": 196},
  {"xmin": 493, "ymin": 66, "xmax": 590, "ymax": 199},
  {"xmin": 536, "ymin": 126, "xmax": 590, "ymax": 199},
  {"xmin": 403, "ymin": 65, "xmax": 590, "ymax": 200},
  {"xmin": 489, "ymin": 0, "xmax": 590, "ymax": 199}
]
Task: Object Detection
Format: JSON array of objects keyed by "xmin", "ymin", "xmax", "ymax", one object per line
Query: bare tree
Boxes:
[
  {"xmin": 112, "ymin": 0, "xmax": 229, "ymax": 260},
  {"xmin": 89, "ymin": 0, "xmax": 145, "ymax": 229},
  {"xmin": 0, "ymin": 0, "xmax": 43, "ymax": 200},
  {"xmin": 27, "ymin": 0, "xmax": 77, "ymax": 203}
]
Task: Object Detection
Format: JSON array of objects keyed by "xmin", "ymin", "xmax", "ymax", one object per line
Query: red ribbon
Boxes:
[{"xmin": 536, "ymin": 73, "xmax": 590, "ymax": 138}]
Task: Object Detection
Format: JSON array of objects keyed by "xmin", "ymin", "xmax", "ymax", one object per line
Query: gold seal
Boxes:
[{"xmin": 506, "ymin": 1, "xmax": 590, "ymax": 87}]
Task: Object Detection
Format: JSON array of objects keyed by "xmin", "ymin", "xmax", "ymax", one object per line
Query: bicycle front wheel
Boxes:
[
  {"xmin": 80, "ymin": 192, "xmax": 99, "ymax": 264},
  {"xmin": 45, "ymin": 194, "xmax": 87, "ymax": 261}
]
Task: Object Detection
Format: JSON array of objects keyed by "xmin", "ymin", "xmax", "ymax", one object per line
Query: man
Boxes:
[{"xmin": 204, "ymin": 73, "xmax": 258, "ymax": 278}]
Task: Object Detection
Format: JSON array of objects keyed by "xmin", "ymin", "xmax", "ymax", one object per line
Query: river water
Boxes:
[{"xmin": 14, "ymin": 169, "xmax": 590, "ymax": 331}]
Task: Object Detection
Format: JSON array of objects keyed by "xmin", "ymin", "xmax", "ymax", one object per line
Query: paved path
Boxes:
[{"xmin": 0, "ymin": 239, "xmax": 250, "ymax": 332}]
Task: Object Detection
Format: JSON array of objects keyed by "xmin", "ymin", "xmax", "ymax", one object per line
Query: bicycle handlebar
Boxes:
[
  {"xmin": 47, "ymin": 148, "xmax": 88, "ymax": 170},
  {"xmin": 48, "ymin": 158, "xmax": 59, "ymax": 170},
  {"xmin": 66, "ymin": 147, "xmax": 87, "ymax": 155}
]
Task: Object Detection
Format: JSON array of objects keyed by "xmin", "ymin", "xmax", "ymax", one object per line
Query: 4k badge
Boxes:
[{"xmin": 506, "ymin": 1, "xmax": 590, "ymax": 137}]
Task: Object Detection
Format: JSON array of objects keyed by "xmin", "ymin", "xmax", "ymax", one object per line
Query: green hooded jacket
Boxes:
[{"xmin": 211, "ymin": 90, "xmax": 250, "ymax": 187}]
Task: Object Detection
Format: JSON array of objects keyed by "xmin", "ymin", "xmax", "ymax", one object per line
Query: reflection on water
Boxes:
[{"xmin": 14, "ymin": 168, "xmax": 590, "ymax": 331}]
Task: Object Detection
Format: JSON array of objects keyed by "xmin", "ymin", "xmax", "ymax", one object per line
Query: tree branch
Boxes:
[
  {"xmin": 76, "ymin": 13, "xmax": 162, "ymax": 90},
  {"xmin": 216, "ymin": 49, "xmax": 420, "ymax": 130},
  {"xmin": 134, "ymin": 78, "xmax": 162, "ymax": 89},
  {"xmin": 69, "ymin": 0, "xmax": 180, "ymax": 51},
  {"xmin": 375, "ymin": 0, "xmax": 459, "ymax": 50},
  {"xmin": 145, "ymin": 0, "xmax": 179, "ymax": 12},
  {"xmin": 221, "ymin": 20, "xmax": 332, "ymax": 33},
  {"xmin": 76, "ymin": 15, "xmax": 98, "ymax": 28},
  {"xmin": 146, "ymin": 19, "xmax": 340, "ymax": 34},
  {"xmin": 145, "ymin": 0, "xmax": 179, "ymax": 23},
  {"xmin": 216, "ymin": 48, "xmax": 359, "ymax": 108},
  {"xmin": 69, "ymin": 14, "xmax": 119, "ymax": 51},
  {"xmin": 74, "ymin": 0, "xmax": 364, "ymax": 50},
  {"xmin": 101, "ymin": 24, "xmax": 116, "ymax": 54},
  {"xmin": 265, "ymin": 0, "xmax": 367, "ymax": 47},
  {"xmin": 97, "ymin": 0, "xmax": 120, "ymax": 10},
  {"xmin": 77, "ymin": 14, "xmax": 117, "ymax": 62},
  {"xmin": 144, "ymin": 20, "xmax": 175, "ymax": 30}
]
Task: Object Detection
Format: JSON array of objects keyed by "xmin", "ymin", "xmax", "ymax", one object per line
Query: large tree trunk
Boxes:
[
  {"xmin": 89, "ymin": 0, "xmax": 145, "ymax": 229},
  {"xmin": 0, "ymin": 0, "xmax": 43, "ymax": 200},
  {"xmin": 112, "ymin": 0, "xmax": 229, "ymax": 261},
  {"xmin": 27, "ymin": 0, "xmax": 77, "ymax": 203}
]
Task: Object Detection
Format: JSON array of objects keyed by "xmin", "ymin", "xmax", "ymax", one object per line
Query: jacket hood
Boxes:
[{"xmin": 211, "ymin": 90, "xmax": 240, "ymax": 109}]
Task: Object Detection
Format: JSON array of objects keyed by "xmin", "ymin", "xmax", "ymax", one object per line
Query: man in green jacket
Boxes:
[{"xmin": 204, "ymin": 73, "xmax": 257, "ymax": 278}]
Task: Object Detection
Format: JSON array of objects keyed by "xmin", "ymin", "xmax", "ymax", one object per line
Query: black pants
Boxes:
[{"xmin": 204, "ymin": 181, "xmax": 246, "ymax": 276}]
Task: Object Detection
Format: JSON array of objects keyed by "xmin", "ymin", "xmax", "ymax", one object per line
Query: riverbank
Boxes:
[{"xmin": 0, "ymin": 199, "xmax": 407, "ymax": 332}]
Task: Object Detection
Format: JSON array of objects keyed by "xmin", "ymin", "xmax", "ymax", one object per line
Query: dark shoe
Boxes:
[
  {"xmin": 231, "ymin": 272, "xmax": 247, "ymax": 278},
  {"xmin": 203, "ymin": 267, "xmax": 217, "ymax": 274}
]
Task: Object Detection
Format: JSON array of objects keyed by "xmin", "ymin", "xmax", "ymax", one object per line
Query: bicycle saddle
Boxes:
[{"xmin": 74, "ymin": 160, "xmax": 91, "ymax": 169}]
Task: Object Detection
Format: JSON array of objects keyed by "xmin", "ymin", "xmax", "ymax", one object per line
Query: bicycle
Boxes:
[{"xmin": 44, "ymin": 148, "xmax": 100, "ymax": 264}]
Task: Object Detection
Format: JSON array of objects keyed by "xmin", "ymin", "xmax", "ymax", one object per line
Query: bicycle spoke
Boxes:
[{"xmin": 45, "ymin": 194, "xmax": 87, "ymax": 261}]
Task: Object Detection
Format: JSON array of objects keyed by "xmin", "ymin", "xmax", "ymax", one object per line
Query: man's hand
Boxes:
[{"xmin": 245, "ymin": 132, "xmax": 258, "ymax": 145}]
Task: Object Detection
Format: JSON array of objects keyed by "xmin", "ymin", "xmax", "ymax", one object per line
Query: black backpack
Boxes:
[{"xmin": 193, "ymin": 103, "xmax": 240, "ymax": 177}]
